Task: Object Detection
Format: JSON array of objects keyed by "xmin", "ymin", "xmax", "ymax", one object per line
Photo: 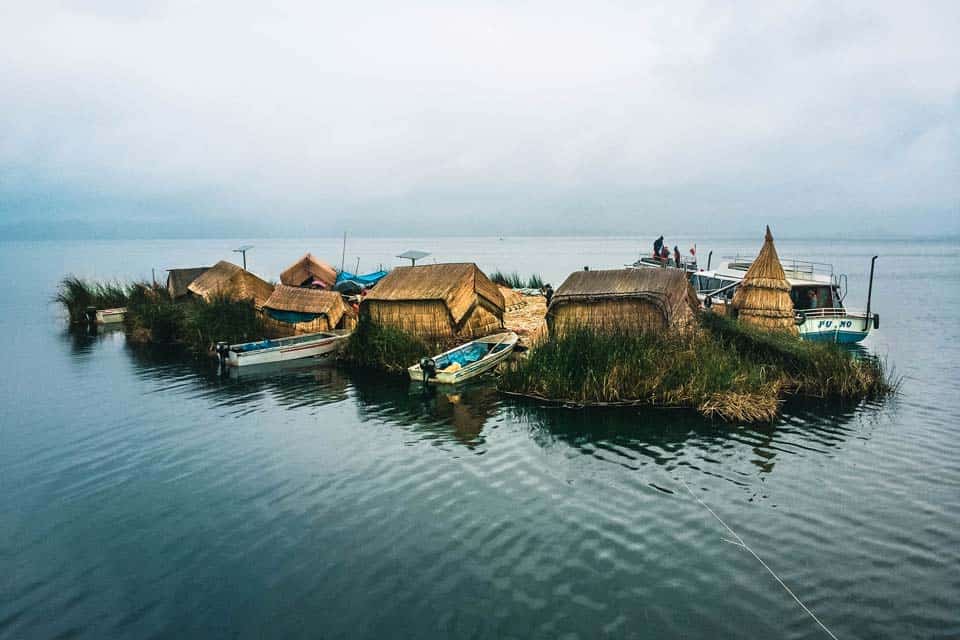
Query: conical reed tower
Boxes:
[{"xmin": 732, "ymin": 226, "xmax": 798, "ymax": 334}]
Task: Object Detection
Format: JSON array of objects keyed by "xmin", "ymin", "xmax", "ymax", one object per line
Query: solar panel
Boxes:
[{"xmin": 396, "ymin": 250, "xmax": 430, "ymax": 260}]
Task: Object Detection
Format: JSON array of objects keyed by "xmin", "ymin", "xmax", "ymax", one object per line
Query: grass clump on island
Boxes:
[
  {"xmin": 342, "ymin": 316, "xmax": 430, "ymax": 372},
  {"xmin": 124, "ymin": 284, "xmax": 268, "ymax": 352},
  {"xmin": 499, "ymin": 314, "xmax": 894, "ymax": 422},
  {"xmin": 488, "ymin": 270, "xmax": 544, "ymax": 290},
  {"xmin": 54, "ymin": 276, "xmax": 132, "ymax": 322},
  {"xmin": 55, "ymin": 275, "xmax": 268, "ymax": 353}
]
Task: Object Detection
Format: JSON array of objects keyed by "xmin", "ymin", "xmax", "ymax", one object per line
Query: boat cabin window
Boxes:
[
  {"xmin": 691, "ymin": 275, "xmax": 737, "ymax": 300},
  {"xmin": 791, "ymin": 286, "xmax": 834, "ymax": 310}
]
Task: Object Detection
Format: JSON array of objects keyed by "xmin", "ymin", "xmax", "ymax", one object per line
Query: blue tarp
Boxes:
[
  {"xmin": 436, "ymin": 343, "xmax": 489, "ymax": 369},
  {"xmin": 264, "ymin": 308, "xmax": 322, "ymax": 324},
  {"xmin": 335, "ymin": 270, "xmax": 389, "ymax": 287}
]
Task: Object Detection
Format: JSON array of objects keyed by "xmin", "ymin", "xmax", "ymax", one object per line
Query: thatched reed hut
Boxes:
[
  {"xmin": 262, "ymin": 285, "xmax": 356, "ymax": 334},
  {"xmin": 187, "ymin": 260, "xmax": 275, "ymax": 308},
  {"xmin": 362, "ymin": 263, "xmax": 504, "ymax": 340},
  {"xmin": 280, "ymin": 253, "xmax": 338, "ymax": 288},
  {"xmin": 732, "ymin": 227, "xmax": 798, "ymax": 334},
  {"xmin": 547, "ymin": 268, "xmax": 699, "ymax": 336},
  {"xmin": 166, "ymin": 267, "xmax": 210, "ymax": 300}
]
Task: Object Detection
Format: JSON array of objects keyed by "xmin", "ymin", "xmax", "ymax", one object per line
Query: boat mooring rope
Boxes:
[{"xmin": 678, "ymin": 479, "xmax": 839, "ymax": 640}]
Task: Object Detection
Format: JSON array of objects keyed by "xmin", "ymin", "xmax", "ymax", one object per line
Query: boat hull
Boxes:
[
  {"xmin": 797, "ymin": 310, "xmax": 874, "ymax": 344},
  {"xmin": 227, "ymin": 333, "xmax": 348, "ymax": 367},
  {"xmin": 96, "ymin": 307, "xmax": 127, "ymax": 324},
  {"xmin": 408, "ymin": 332, "xmax": 518, "ymax": 384}
]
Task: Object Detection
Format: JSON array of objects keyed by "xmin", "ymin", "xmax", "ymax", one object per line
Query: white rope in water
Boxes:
[{"xmin": 678, "ymin": 479, "xmax": 839, "ymax": 640}]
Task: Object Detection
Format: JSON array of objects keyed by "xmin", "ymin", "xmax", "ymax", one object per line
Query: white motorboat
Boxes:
[
  {"xmin": 221, "ymin": 331, "xmax": 350, "ymax": 367},
  {"xmin": 689, "ymin": 255, "xmax": 880, "ymax": 344},
  {"xmin": 408, "ymin": 332, "xmax": 518, "ymax": 384}
]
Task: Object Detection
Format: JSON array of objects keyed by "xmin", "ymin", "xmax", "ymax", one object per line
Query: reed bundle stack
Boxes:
[
  {"xmin": 187, "ymin": 260, "xmax": 274, "ymax": 309},
  {"xmin": 498, "ymin": 286, "xmax": 527, "ymax": 311},
  {"xmin": 361, "ymin": 263, "xmax": 504, "ymax": 340},
  {"xmin": 280, "ymin": 253, "xmax": 338, "ymax": 288},
  {"xmin": 263, "ymin": 285, "xmax": 356, "ymax": 334},
  {"xmin": 547, "ymin": 268, "xmax": 699, "ymax": 337},
  {"xmin": 732, "ymin": 227, "xmax": 798, "ymax": 334}
]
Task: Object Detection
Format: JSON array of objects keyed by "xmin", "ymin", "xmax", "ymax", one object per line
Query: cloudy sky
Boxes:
[{"xmin": 1, "ymin": 0, "xmax": 957, "ymax": 238}]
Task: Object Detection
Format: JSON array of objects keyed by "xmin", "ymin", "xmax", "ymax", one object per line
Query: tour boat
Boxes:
[
  {"xmin": 221, "ymin": 331, "xmax": 350, "ymax": 368},
  {"xmin": 408, "ymin": 332, "xmax": 518, "ymax": 384},
  {"xmin": 688, "ymin": 255, "xmax": 880, "ymax": 344},
  {"xmin": 95, "ymin": 307, "xmax": 127, "ymax": 325}
]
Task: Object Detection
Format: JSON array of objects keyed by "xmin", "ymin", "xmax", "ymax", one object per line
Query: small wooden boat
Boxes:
[
  {"xmin": 95, "ymin": 307, "xmax": 127, "ymax": 325},
  {"xmin": 222, "ymin": 331, "xmax": 350, "ymax": 368},
  {"xmin": 408, "ymin": 332, "xmax": 518, "ymax": 384}
]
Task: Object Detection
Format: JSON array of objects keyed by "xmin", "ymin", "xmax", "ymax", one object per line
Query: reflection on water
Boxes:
[
  {"xmin": 5, "ymin": 236, "xmax": 959, "ymax": 640},
  {"xmin": 351, "ymin": 372, "xmax": 501, "ymax": 448}
]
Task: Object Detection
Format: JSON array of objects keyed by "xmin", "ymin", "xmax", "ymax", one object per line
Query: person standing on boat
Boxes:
[
  {"xmin": 653, "ymin": 236, "xmax": 664, "ymax": 258},
  {"xmin": 674, "ymin": 246, "xmax": 681, "ymax": 269},
  {"xmin": 659, "ymin": 245, "xmax": 670, "ymax": 263}
]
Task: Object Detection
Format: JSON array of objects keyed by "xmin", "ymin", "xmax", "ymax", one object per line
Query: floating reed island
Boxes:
[
  {"xmin": 499, "ymin": 229, "xmax": 894, "ymax": 421},
  {"xmin": 55, "ymin": 228, "xmax": 894, "ymax": 422}
]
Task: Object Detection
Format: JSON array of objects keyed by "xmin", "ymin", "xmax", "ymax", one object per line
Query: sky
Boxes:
[{"xmin": 1, "ymin": 0, "xmax": 958, "ymax": 239}]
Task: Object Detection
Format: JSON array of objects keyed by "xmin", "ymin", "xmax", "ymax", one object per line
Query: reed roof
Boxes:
[
  {"xmin": 187, "ymin": 260, "xmax": 274, "ymax": 308},
  {"xmin": 279, "ymin": 253, "xmax": 338, "ymax": 288},
  {"xmin": 364, "ymin": 263, "xmax": 504, "ymax": 323},
  {"xmin": 166, "ymin": 267, "xmax": 210, "ymax": 299},
  {"xmin": 552, "ymin": 268, "xmax": 698, "ymax": 307},
  {"xmin": 732, "ymin": 227, "xmax": 797, "ymax": 333},
  {"xmin": 549, "ymin": 268, "xmax": 699, "ymax": 333},
  {"xmin": 264, "ymin": 285, "xmax": 349, "ymax": 326}
]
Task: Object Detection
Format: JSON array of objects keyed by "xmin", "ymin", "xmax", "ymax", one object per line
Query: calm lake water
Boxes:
[{"xmin": 1, "ymin": 236, "xmax": 958, "ymax": 639}]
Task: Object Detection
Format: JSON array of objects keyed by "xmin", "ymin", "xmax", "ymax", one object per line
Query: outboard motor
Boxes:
[
  {"xmin": 84, "ymin": 306, "xmax": 98, "ymax": 335},
  {"xmin": 215, "ymin": 341, "xmax": 230, "ymax": 370},
  {"xmin": 419, "ymin": 357, "xmax": 437, "ymax": 384}
]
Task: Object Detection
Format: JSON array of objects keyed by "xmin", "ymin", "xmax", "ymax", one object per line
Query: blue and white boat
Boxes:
[
  {"xmin": 220, "ymin": 330, "xmax": 351, "ymax": 367},
  {"xmin": 686, "ymin": 255, "xmax": 880, "ymax": 344},
  {"xmin": 408, "ymin": 332, "xmax": 518, "ymax": 384}
]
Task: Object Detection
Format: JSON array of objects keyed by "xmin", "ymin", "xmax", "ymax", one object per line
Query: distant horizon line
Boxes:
[{"xmin": 2, "ymin": 232, "xmax": 958, "ymax": 242}]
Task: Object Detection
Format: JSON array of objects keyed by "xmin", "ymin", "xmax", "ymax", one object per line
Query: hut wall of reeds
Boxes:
[
  {"xmin": 262, "ymin": 285, "xmax": 356, "ymax": 334},
  {"xmin": 361, "ymin": 263, "xmax": 504, "ymax": 340},
  {"xmin": 187, "ymin": 260, "xmax": 275, "ymax": 308},
  {"xmin": 280, "ymin": 253, "xmax": 338, "ymax": 288},
  {"xmin": 166, "ymin": 267, "xmax": 211, "ymax": 300},
  {"xmin": 547, "ymin": 268, "xmax": 699, "ymax": 336},
  {"xmin": 732, "ymin": 227, "xmax": 798, "ymax": 334}
]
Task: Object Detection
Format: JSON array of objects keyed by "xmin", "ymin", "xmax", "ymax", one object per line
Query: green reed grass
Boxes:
[
  {"xmin": 700, "ymin": 313, "xmax": 893, "ymax": 398},
  {"xmin": 54, "ymin": 276, "xmax": 132, "ymax": 322},
  {"xmin": 124, "ymin": 283, "xmax": 184, "ymax": 344},
  {"xmin": 182, "ymin": 291, "xmax": 267, "ymax": 352},
  {"xmin": 123, "ymin": 284, "xmax": 267, "ymax": 351},
  {"xmin": 343, "ymin": 316, "xmax": 430, "ymax": 372},
  {"xmin": 488, "ymin": 270, "xmax": 545, "ymax": 289},
  {"xmin": 500, "ymin": 318, "xmax": 894, "ymax": 422}
]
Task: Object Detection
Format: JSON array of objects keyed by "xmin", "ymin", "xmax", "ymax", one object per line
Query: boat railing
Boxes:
[
  {"xmin": 631, "ymin": 256, "xmax": 698, "ymax": 271},
  {"xmin": 725, "ymin": 254, "xmax": 834, "ymax": 280},
  {"xmin": 798, "ymin": 307, "xmax": 871, "ymax": 319}
]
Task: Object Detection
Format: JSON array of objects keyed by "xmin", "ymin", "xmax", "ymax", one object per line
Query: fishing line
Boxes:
[{"xmin": 678, "ymin": 479, "xmax": 839, "ymax": 640}]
